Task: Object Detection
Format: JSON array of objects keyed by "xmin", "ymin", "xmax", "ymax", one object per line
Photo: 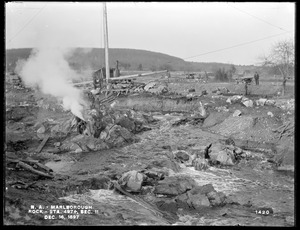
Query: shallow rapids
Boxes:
[{"xmin": 57, "ymin": 113, "xmax": 294, "ymax": 226}]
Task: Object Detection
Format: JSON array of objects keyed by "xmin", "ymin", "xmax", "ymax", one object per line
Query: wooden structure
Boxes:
[{"xmin": 79, "ymin": 70, "xmax": 167, "ymax": 88}]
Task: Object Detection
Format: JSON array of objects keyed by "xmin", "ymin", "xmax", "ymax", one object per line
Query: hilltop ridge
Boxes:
[{"xmin": 6, "ymin": 47, "xmax": 256, "ymax": 73}]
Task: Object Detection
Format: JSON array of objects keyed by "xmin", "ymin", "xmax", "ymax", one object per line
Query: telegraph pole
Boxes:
[{"xmin": 103, "ymin": 2, "xmax": 110, "ymax": 93}]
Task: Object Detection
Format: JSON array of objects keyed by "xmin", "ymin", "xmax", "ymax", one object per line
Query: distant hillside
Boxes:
[
  {"xmin": 6, "ymin": 48, "xmax": 32, "ymax": 73},
  {"xmin": 6, "ymin": 47, "xmax": 262, "ymax": 74},
  {"xmin": 68, "ymin": 48, "xmax": 186, "ymax": 72}
]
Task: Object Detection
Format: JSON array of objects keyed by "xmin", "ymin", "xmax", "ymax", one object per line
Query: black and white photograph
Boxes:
[{"xmin": 4, "ymin": 1, "xmax": 295, "ymax": 226}]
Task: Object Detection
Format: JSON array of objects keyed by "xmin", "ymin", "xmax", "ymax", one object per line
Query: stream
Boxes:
[{"xmin": 54, "ymin": 113, "xmax": 294, "ymax": 226}]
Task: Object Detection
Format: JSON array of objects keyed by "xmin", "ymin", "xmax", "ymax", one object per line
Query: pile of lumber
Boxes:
[
  {"xmin": 6, "ymin": 155, "xmax": 54, "ymax": 179},
  {"xmin": 111, "ymin": 79, "xmax": 135, "ymax": 92}
]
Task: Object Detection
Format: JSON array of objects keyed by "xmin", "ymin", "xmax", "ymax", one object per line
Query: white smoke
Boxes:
[{"xmin": 17, "ymin": 47, "xmax": 86, "ymax": 120}]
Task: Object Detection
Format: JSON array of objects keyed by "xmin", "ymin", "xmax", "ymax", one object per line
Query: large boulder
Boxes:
[
  {"xmin": 105, "ymin": 125, "xmax": 138, "ymax": 147},
  {"xmin": 51, "ymin": 119, "xmax": 74, "ymax": 134},
  {"xmin": 208, "ymin": 144, "xmax": 235, "ymax": 166},
  {"xmin": 209, "ymin": 116, "xmax": 255, "ymax": 137},
  {"xmin": 226, "ymin": 95, "xmax": 243, "ymax": 104},
  {"xmin": 188, "ymin": 184, "xmax": 216, "ymax": 196},
  {"xmin": 210, "ymin": 150, "xmax": 235, "ymax": 166},
  {"xmin": 190, "ymin": 144, "xmax": 211, "ymax": 158},
  {"xmin": 232, "ymin": 110, "xmax": 242, "ymax": 117},
  {"xmin": 141, "ymin": 168, "xmax": 168, "ymax": 181},
  {"xmin": 206, "ymin": 191, "xmax": 226, "ymax": 206},
  {"xmin": 202, "ymin": 112, "xmax": 229, "ymax": 128},
  {"xmin": 148, "ymin": 157, "xmax": 181, "ymax": 173},
  {"xmin": 193, "ymin": 158, "xmax": 209, "ymax": 171},
  {"xmin": 126, "ymin": 110, "xmax": 153, "ymax": 133},
  {"xmin": 256, "ymin": 98, "xmax": 267, "ymax": 106},
  {"xmin": 155, "ymin": 199, "xmax": 178, "ymax": 214},
  {"xmin": 187, "ymin": 193, "xmax": 210, "ymax": 209},
  {"xmin": 173, "ymin": 150, "xmax": 190, "ymax": 162},
  {"xmin": 69, "ymin": 134, "xmax": 109, "ymax": 152},
  {"xmin": 154, "ymin": 175, "xmax": 196, "ymax": 196},
  {"xmin": 175, "ymin": 193, "xmax": 192, "ymax": 209},
  {"xmin": 242, "ymin": 99, "xmax": 254, "ymax": 108},
  {"xmin": 175, "ymin": 184, "xmax": 216, "ymax": 210},
  {"xmin": 118, "ymin": 170, "xmax": 145, "ymax": 192},
  {"xmin": 144, "ymin": 166, "xmax": 176, "ymax": 179},
  {"xmin": 116, "ymin": 116, "xmax": 136, "ymax": 132}
]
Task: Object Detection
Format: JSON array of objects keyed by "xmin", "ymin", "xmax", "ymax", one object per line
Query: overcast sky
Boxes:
[{"xmin": 5, "ymin": 2, "xmax": 295, "ymax": 65}]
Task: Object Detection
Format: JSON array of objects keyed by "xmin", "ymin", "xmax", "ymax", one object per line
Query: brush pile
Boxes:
[{"xmin": 272, "ymin": 119, "xmax": 294, "ymax": 141}]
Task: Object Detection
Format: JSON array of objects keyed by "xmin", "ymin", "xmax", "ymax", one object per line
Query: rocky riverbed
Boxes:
[
  {"xmin": 4, "ymin": 77, "xmax": 294, "ymax": 226},
  {"xmin": 5, "ymin": 110, "xmax": 294, "ymax": 226}
]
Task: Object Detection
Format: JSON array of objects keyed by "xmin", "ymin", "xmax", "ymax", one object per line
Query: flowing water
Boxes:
[
  {"xmin": 60, "ymin": 189, "xmax": 170, "ymax": 225},
  {"xmin": 58, "ymin": 113, "xmax": 294, "ymax": 226}
]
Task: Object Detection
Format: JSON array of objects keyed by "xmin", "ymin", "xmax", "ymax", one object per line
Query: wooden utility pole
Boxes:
[{"xmin": 103, "ymin": 2, "xmax": 110, "ymax": 93}]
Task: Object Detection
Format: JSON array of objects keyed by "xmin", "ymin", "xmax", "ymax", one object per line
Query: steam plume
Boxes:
[{"xmin": 16, "ymin": 47, "xmax": 86, "ymax": 120}]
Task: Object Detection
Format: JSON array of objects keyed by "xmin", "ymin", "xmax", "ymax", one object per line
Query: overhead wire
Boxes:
[
  {"xmin": 183, "ymin": 31, "xmax": 292, "ymax": 61},
  {"xmin": 227, "ymin": 3, "xmax": 290, "ymax": 33},
  {"xmin": 181, "ymin": 2, "xmax": 294, "ymax": 62},
  {"xmin": 178, "ymin": 3, "xmax": 293, "ymax": 62},
  {"xmin": 7, "ymin": 4, "xmax": 47, "ymax": 44}
]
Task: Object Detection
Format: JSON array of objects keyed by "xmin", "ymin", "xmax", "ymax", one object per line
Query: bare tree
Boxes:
[
  {"xmin": 227, "ymin": 64, "xmax": 236, "ymax": 81},
  {"xmin": 137, "ymin": 63, "xmax": 143, "ymax": 71},
  {"xmin": 259, "ymin": 38, "xmax": 294, "ymax": 95}
]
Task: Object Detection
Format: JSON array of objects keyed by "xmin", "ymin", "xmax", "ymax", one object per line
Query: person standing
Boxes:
[
  {"xmin": 113, "ymin": 60, "xmax": 120, "ymax": 78},
  {"xmin": 254, "ymin": 72, "xmax": 259, "ymax": 85}
]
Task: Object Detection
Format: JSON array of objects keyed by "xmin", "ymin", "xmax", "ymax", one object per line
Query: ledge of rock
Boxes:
[{"xmin": 154, "ymin": 175, "xmax": 196, "ymax": 196}]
